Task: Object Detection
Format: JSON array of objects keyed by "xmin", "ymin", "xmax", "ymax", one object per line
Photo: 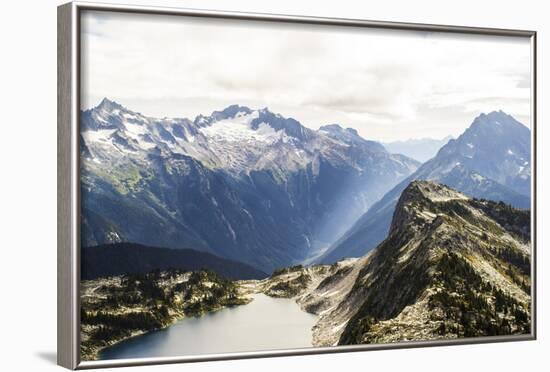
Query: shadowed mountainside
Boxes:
[{"xmin": 82, "ymin": 243, "xmax": 268, "ymax": 280}]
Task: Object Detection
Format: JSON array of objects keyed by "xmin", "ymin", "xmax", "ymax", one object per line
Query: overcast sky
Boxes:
[{"xmin": 81, "ymin": 10, "xmax": 532, "ymax": 142}]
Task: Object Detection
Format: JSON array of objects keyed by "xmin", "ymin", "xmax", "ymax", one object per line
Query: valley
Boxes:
[
  {"xmin": 80, "ymin": 99, "xmax": 420, "ymax": 272},
  {"xmin": 81, "ymin": 181, "xmax": 531, "ymax": 360},
  {"xmin": 320, "ymin": 110, "xmax": 532, "ymax": 263}
]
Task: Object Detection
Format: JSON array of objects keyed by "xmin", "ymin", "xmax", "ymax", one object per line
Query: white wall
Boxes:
[{"xmin": 0, "ymin": 0, "xmax": 546, "ymax": 371}]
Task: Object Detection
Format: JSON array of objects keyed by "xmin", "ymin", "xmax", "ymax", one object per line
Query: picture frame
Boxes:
[{"xmin": 58, "ymin": 1, "xmax": 537, "ymax": 369}]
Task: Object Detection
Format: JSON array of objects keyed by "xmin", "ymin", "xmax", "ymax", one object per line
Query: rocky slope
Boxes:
[
  {"xmin": 80, "ymin": 99, "xmax": 419, "ymax": 272},
  {"xmin": 321, "ymin": 111, "xmax": 531, "ymax": 264},
  {"xmin": 314, "ymin": 181, "xmax": 530, "ymax": 345},
  {"xmin": 246, "ymin": 181, "xmax": 531, "ymax": 346}
]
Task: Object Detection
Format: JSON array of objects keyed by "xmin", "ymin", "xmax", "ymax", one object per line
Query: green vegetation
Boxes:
[
  {"xmin": 340, "ymin": 249, "xmax": 530, "ymax": 345},
  {"xmin": 491, "ymin": 245, "xmax": 531, "ymax": 277},
  {"xmin": 85, "ymin": 164, "xmax": 152, "ymax": 196},
  {"xmin": 469, "ymin": 199, "xmax": 531, "ymax": 242},
  {"xmin": 428, "ymin": 253, "xmax": 530, "ymax": 337},
  {"xmin": 266, "ymin": 272, "xmax": 312, "ymax": 298},
  {"xmin": 436, "ymin": 200, "xmax": 503, "ymax": 236},
  {"xmin": 339, "ymin": 229, "xmax": 432, "ymax": 345},
  {"xmin": 271, "ymin": 265, "xmax": 304, "ymax": 277}
]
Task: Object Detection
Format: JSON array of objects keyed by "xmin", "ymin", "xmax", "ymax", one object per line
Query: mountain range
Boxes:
[
  {"xmin": 80, "ymin": 99, "xmax": 420, "ymax": 272},
  {"xmin": 80, "ymin": 100, "xmax": 531, "ymax": 273},
  {"xmin": 383, "ymin": 136, "xmax": 453, "ymax": 162},
  {"xmin": 320, "ymin": 111, "xmax": 531, "ymax": 264}
]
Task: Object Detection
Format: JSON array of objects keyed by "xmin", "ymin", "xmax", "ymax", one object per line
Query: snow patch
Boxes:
[
  {"xmin": 303, "ymin": 235, "xmax": 311, "ymax": 249},
  {"xmin": 121, "ymin": 122, "xmax": 158, "ymax": 151},
  {"xmin": 123, "ymin": 121, "xmax": 147, "ymax": 136},
  {"xmin": 241, "ymin": 208, "xmax": 253, "ymax": 220},
  {"xmin": 176, "ymin": 124, "xmax": 196, "ymax": 143},
  {"xmin": 93, "ymin": 114, "xmax": 108, "ymax": 124},
  {"xmin": 211, "ymin": 197, "xmax": 219, "ymax": 207},
  {"xmin": 122, "ymin": 112, "xmax": 139, "ymax": 120},
  {"xmin": 200, "ymin": 111, "xmax": 286, "ymax": 144},
  {"xmin": 82, "ymin": 128, "xmax": 117, "ymax": 143},
  {"xmin": 471, "ymin": 173, "xmax": 484, "ymax": 182}
]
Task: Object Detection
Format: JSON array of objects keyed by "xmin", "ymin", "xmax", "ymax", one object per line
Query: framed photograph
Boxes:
[{"xmin": 57, "ymin": 1, "xmax": 537, "ymax": 369}]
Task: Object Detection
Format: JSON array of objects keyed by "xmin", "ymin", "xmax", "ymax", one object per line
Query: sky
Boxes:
[{"xmin": 81, "ymin": 10, "xmax": 532, "ymax": 142}]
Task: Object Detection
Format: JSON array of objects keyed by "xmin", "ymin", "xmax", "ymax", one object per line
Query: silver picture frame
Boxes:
[{"xmin": 57, "ymin": 1, "xmax": 537, "ymax": 369}]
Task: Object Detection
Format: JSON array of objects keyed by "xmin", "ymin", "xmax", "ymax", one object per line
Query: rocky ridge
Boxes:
[{"xmin": 247, "ymin": 181, "xmax": 531, "ymax": 346}]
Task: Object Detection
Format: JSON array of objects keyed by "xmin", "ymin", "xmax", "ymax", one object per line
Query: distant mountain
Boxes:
[
  {"xmin": 80, "ymin": 99, "xmax": 419, "ymax": 272},
  {"xmin": 383, "ymin": 136, "xmax": 453, "ymax": 162},
  {"xmin": 292, "ymin": 181, "xmax": 531, "ymax": 345},
  {"xmin": 81, "ymin": 243, "xmax": 268, "ymax": 280},
  {"xmin": 319, "ymin": 124, "xmax": 387, "ymax": 152},
  {"xmin": 320, "ymin": 111, "xmax": 531, "ymax": 264}
]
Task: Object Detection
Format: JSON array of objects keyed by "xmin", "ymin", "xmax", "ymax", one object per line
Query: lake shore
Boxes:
[
  {"xmin": 98, "ymin": 293, "xmax": 317, "ymax": 360},
  {"xmin": 80, "ymin": 270, "xmax": 251, "ymax": 361},
  {"xmin": 83, "ymin": 296, "xmax": 254, "ymax": 361},
  {"xmin": 82, "ymin": 265, "xmax": 338, "ymax": 361}
]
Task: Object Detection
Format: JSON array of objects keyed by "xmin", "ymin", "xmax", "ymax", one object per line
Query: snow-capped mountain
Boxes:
[
  {"xmin": 320, "ymin": 111, "xmax": 532, "ymax": 264},
  {"xmin": 80, "ymin": 99, "xmax": 420, "ymax": 272}
]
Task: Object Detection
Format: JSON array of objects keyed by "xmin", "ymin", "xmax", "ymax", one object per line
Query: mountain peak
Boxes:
[
  {"xmin": 404, "ymin": 180, "xmax": 467, "ymax": 203},
  {"xmin": 472, "ymin": 110, "xmax": 526, "ymax": 130},
  {"xmin": 258, "ymin": 107, "xmax": 272, "ymax": 114},
  {"xmin": 319, "ymin": 124, "xmax": 343, "ymax": 132},
  {"xmin": 434, "ymin": 110, "xmax": 530, "ymax": 166},
  {"xmin": 321, "ymin": 110, "xmax": 531, "ymax": 265},
  {"xmin": 220, "ymin": 104, "xmax": 252, "ymax": 117},
  {"xmin": 398, "ymin": 180, "xmax": 467, "ymax": 211},
  {"xmin": 319, "ymin": 124, "xmax": 358, "ymax": 136},
  {"xmin": 319, "ymin": 124, "xmax": 386, "ymax": 153},
  {"xmin": 194, "ymin": 104, "xmax": 253, "ymax": 126},
  {"xmin": 96, "ymin": 97, "xmax": 125, "ymax": 112},
  {"xmin": 390, "ymin": 180, "xmax": 468, "ymax": 232},
  {"xmin": 249, "ymin": 109, "xmax": 311, "ymax": 141}
]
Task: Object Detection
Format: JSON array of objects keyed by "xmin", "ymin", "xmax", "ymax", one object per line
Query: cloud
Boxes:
[
  {"xmin": 80, "ymin": 10, "xmax": 532, "ymax": 141},
  {"xmin": 515, "ymin": 73, "xmax": 531, "ymax": 89}
]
